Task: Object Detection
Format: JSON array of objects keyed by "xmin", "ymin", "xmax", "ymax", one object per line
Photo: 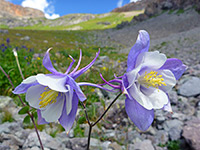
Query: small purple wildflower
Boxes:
[{"xmin": 6, "ymin": 38, "xmax": 10, "ymax": 44}]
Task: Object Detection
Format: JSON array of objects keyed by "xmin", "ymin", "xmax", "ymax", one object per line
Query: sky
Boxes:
[{"xmin": 6, "ymin": 0, "xmax": 139, "ymax": 19}]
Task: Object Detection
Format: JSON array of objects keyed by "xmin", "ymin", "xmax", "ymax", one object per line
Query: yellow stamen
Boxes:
[
  {"xmin": 138, "ymin": 71, "xmax": 167, "ymax": 88},
  {"xmin": 39, "ymin": 87, "xmax": 59, "ymax": 108}
]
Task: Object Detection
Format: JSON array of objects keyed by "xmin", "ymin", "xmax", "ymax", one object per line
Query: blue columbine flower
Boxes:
[
  {"xmin": 13, "ymin": 48, "xmax": 108, "ymax": 132},
  {"xmin": 101, "ymin": 30, "xmax": 187, "ymax": 131}
]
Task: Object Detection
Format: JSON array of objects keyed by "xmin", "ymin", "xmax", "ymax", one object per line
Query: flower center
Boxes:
[
  {"xmin": 39, "ymin": 87, "xmax": 59, "ymax": 108},
  {"xmin": 138, "ymin": 71, "xmax": 166, "ymax": 88}
]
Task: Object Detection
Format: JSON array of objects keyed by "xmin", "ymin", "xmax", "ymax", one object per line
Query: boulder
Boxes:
[{"xmin": 182, "ymin": 118, "xmax": 200, "ymax": 150}]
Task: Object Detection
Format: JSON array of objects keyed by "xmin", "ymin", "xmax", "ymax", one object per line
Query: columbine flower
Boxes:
[
  {"xmin": 101, "ymin": 30, "xmax": 186, "ymax": 131},
  {"xmin": 13, "ymin": 48, "xmax": 102, "ymax": 132}
]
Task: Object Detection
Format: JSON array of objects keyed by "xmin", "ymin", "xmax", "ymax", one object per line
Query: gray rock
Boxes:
[
  {"xmin": 1, "ymin": 133, "xmax": 24, "ymax": 146},
  {"xmin": 196, "ymin": 110, "xmax": 200, "ymax": 118},
  {"xmin": 0, "ymin": 145, "xmax": 10, "ymax": 150},
  {"xmin": 15, "ymin": 33, "xmax": 21, "ymax": 36},
  {"xmin": 20, "ymin": 36, "xmax": 30, "ymax": 41},
  {"xmin": 69, "ymin": 138, "xmax": 87, "ymax": 150},
  {"xmin": 116, "ymin": 130, "xmax": 142, "ymax": 144},
  {"xmin": 90, "ymin": 138, "xmax": 102, "ymax": 150},
  {"xmin": 155, "ymin": 110, "xmax": 166, "ymax": 124},
  {"xmin": 128, "ymin": 144, "xmax": 134, "ymax": 150},
  {"xmin": 168, "ymin": 127, "xmax": 182, "ymax": 140},
  {"xmin": 171, "ymin": 112, "xmax": 186, "ymax": 121},
  {"xmin": 130, "ymin": 140, "xmax": 155, "ymax": 150},
  {"xmin": 182, "ymin": 118, "xmax": 200, "ymax": 150},
  {"xmin": 0, "ymin": 122, "xmax": 23, "ymax": 134},
  {"xmin": 155, "ymin": 130, "xmax": 169, "ymax": 145},
  {"xmin": 176, "ymin": 96, "xmax": 196, "ymax": 116},
  {"xmin": 178, "ymin": 77, "xmax": 200, "ymax": 97},
  {"xmin": 23, "ymin": 132, "xmax": 65, "ymax": 150},
  {"xmin": 102, "ymin": 141, "xmax": 111, "ymax": 150},
  {"xmin": 154, "ymin": 146, "xmax": 168, "ymax": 150},
  {"xmin": 0, "ymin": 96, "xmax": 12, "ymax": 110},
  {"xmin": 146, "ymin": 126, "xmax": 156, "ymax": 136},
  {"xmin": 108, "ymin": 142, "xmax": 122, "ymax": 150},
  {"xmin": 105, "ymin": 129, "xmax": 116, "ymax": 138},
  {"xmin": 163, "ymin": 119, "xmax": 183, "ymax": 132},
  {"xmin": 14, "ymin": 129, "xmax": 31, "ymax": 140},
  {"xmin": 43, "ymin": 40, "xmax": 48, "ymax": 43},
  {"xmin": 161, "ymin": 1, "xmax": 173, "ymax": 10},
  {"xmin": 0, "ymin": 29, "xmax": 8, "ymax": 34},
  {"xmin": 1, "ymin": 139, "xmax": 19, "ymax": 150},
  {"xmin": 168, "ymin": 90, "xmax": 178, "ymax": 104},
  {"xmin": 24, "ymin": 147, "xmax": 50, "ymax": 150}
]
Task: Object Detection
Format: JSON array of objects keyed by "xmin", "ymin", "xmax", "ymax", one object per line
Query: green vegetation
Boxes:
[
  {"xmin": 12, "ymin": 10, "xmax": 143, "ymax": 31},
  {"xmin": 0, "ymin": 24, "xmax": 9, "ymax": 29},
  {"xmin": 168, "ymin": 9, "xmax": 175, "ymax": 14},
  {"xmin": 158, "ymin": 140, "xmax": 181, "ymax": 150},
  {"xmin": 1, "ymin": 109, "xmax": 14, "ymax": 123},
  {"xmin": 167, "ymin": 140, "xmax": 181, "ymax": 150},
  {"xmin": 63, "ymin": 12, "xmax": 140, "ymax": 30},
  {"xmin": 176, "ymin": 9, "xmax": 184, "ymax": 15},
  {"xmin": 74, "ymin": 124, "xmax": 85, "ymax": 137}
]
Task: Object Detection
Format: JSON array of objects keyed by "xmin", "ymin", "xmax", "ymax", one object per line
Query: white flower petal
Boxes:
[
  {"xmin": 163, "ymin": 100, "xmax": 173, "ymax": 112},
  {"xmin": 65, "ymin": 85, "xmax": 73, "ymax": 115},
  {"xmin": 128, "ymin": 83, "xmax": 154, "ymax": 110},
  {"xmin": 148, "ymin": 89, "xmax": 169, "ymax": 109},
  {"xmin": 36, "ymin": 74, "xmax": 68, "ymax": 92},
  {"xmin": 137, "ymin": 51, "xmax": 167, "ymax": 70},
  {"xmin": 126, "ymin": 65, "xmax": 142, "ymax": 89},
  {"xmin": 129, "ymin": 83, "xmax": 168, "ymax": 110},
  {"xmin": 26, "ymin": 84, "xmax": 45, "ymax": 109},
  {"xmin": 158, "ymin": 69, "xmax": 176, "ymax": 93},
  {"xmin": 41, "ymin": 93, "xmax": 65, "ymax": 122},
  {"xmin": 22, "ymin": 76, "xmax": 37, "ymax": 84}
]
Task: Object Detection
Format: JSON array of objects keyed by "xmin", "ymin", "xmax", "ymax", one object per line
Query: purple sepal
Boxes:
[
  {"xmin": 71, "ymin": 49, "xmax": 100, "ymax": 79},
  {"xmin": 125, "ymin": 97, "xmax": 154, "ymax": 131},
  {"xmin": 127, "ymin": 30, "xmax": 150, "ymax": 72},
  {"xmin": 37, "ymin": 110, "xmax": 48, "ymax": 125},
  {"xmin": 70, "ymin": 49, "xmax": 82, "ymax": 74},
  {"xmin": 160, "ymin": 58, "xmax": 187, "ymax": 80},
  {"xmin": 68, "ymin": 76, "xmax": 86, "ymax": 102},
  {"xmin": 13, "ymin": 83, "xmax": 38, "ymax": 94},
  {"xmin": 78, "ymin": 82, "xmax": 118, "ymax": 92},
  {"xmin": 65, "ymin": 55, "xmax": 75, "ymax": 74},
  {"xmin": 59, "ymin": 93, "xmax": 78, "ymax": 133},
  {"xmin": 43, "ymin": 48, "xmax": 60, "ymax": 75},
  {"xmin": 100, "ymin": 74, "xmax": 121, "ymax": 89}
]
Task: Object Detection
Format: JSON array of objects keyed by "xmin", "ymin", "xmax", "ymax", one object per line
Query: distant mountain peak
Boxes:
[
  {"xmin": 111, "ymin": 0, "xmax": 147, "ymax": 12},
  {"xmin": 0, "ymin": 0, "xmax": 44, "ymax": 18}
]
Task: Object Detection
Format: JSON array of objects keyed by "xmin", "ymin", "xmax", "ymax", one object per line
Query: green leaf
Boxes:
[
  {"xmin": 18, "ymin": 106, "xmax": 29, "ymax": 115},
  {"xmin": 23, "ymin": 115, "xmax": 31, "ymax": 124},
  {"xmin": 33, "ymin": 111, "xmax": 38, "ymax": 120}
]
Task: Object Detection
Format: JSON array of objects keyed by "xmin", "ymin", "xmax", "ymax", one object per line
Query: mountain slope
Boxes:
[
  {"xmin": 0, "ymin": 0, "xmax": 44, "ymax": 18},
  {"xmin": 0, "ymin": 10, "xmax": 144, "ymax": 30}
]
